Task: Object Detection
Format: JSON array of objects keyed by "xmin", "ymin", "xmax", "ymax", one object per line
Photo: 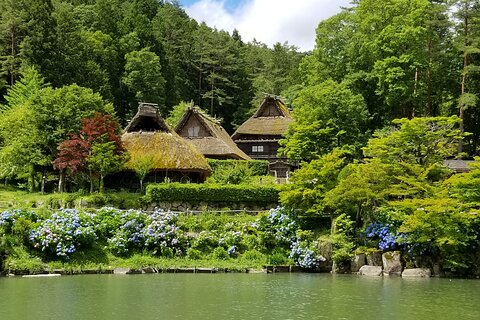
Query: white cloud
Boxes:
[{"xmin": 185, "ymin": 0, "xmax": 350, "ymax": 51}]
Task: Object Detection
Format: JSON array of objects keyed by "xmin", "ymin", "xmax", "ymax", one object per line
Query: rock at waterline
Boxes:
[
  {"xmin": 402, "ymin": 268, "xmax": 431, "ymax": 278},
  {"xmin": 359, "ymin": 265, "xmax": 383, "ymax": 276},
  {"xmin": 351, "ymin": 253, "xmax": 366, "ymax": 272},
  {"xmin": 382, "ymin": 251, "xmax": 402, "ymax": 276}
]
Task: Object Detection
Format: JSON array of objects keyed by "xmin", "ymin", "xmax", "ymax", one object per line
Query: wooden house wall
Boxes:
[
  {"xmin": 177, "ymin": 115, "xmax": 210, "ymax": 138},
  {"xmin": 236, "ymin": 141, "xmax": 281, "ymax": 159}
]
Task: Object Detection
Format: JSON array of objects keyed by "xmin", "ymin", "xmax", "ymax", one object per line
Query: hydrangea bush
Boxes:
[
  {"xmin": 0, "ymin": 209, "xmax": 38, "ymax": 233},
  {"xmin": 107, "ymin": 209, "xmax": 145, "ymax": 254},
  {"xmin": 30, "ymin": 209, "xmax": 97, "ymax": 258},
  {"xmin": 289, "ymin": 240, "xmax": 326, "ymax": 269},
  {"xmin": 143, "ymin": 209, "xmax": 187, "ymax": 257},
  {"xmin": 254, "ymin": 207, "xmax": 298, "ymax": 245},
  {"xmin": 364, "ymin": 223, "xmax": 397, "ymax": 251}
]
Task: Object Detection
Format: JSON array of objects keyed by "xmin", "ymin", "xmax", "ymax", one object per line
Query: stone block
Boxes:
[
  {"xmin": 351, "ymin": 254, "xmax": 367, "ymax": 272},
  {"xmin": 366, "ymin": 251, "xmax": 383, "ymax": 266},
  {"xmin": 359, "ymin": 265, "xmax": 383, "ymax": 276},
  {"xmin": 382, "ymin": 251, "xmax": 402, "ymax": 275},
  {"xmin": 402, "ymin": 268, "xmax": 431, "ymax": 278}
]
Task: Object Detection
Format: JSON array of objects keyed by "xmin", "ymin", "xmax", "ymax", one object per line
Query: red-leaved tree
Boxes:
[{"xmin": 53, "ymin": 113, "xmax": 125, "ymax": 192}]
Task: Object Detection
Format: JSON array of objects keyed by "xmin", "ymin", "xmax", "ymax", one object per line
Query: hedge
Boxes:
[
  {"xmin": 146, "ymin": 183, "xmax": 279, "ymax": 203},
  {"xmin": 207, "ymin": 159, "xmax": 269, "ymax": 176}
]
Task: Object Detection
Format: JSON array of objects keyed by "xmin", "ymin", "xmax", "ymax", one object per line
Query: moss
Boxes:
[{"xmin": 123, "ymin": 132, "xmax": 210, "ymax": 172}]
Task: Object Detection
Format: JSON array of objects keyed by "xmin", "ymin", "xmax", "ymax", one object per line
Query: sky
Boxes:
[{"xmin": 179, "ymin": 0, "xmax": 350, "ymax": 51}]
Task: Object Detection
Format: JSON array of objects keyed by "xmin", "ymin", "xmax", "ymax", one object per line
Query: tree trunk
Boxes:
[
  {"xmin": 58, "ymin": 169, "xmax": 65, "ymax": 193},
  {"xmin": 41, "ymin": 170, "xmax": 46, "ymax": 195},
  {"xmin": 210, "ymin": 71, "xmax": 215, "ymax": 115},
  {"xmin": 99, "ymin": 174, "xmax": 104, "ymax": 193},
  {"xmin": 356, "ymin": 203, "xmax": 362, "ymax": 227},
  {"xmin": 10, "ymin": 24, "xmax": 16, "ymax": 85},
  {"xmin": 459, "ymin": 13, "xmax": 469, "ymax": 154},
  {"xmin": 140, "ymin": 178, "xmax": 143, "ymax": 193},
  {"xmin": 89, "ymin": 170, "xmax": 94, "ymax": 194},
  {"xmin": 30, "ymin": 171, "xmax": 36, "ymax": 192}
]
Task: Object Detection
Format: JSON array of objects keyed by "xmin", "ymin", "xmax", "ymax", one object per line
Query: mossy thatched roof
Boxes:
[
  {"xmin": 232, "ymin": 95, "xmax": 293, "ymax": 140},
  {"xmin": 175, "ymin": 107, "xmax": 250, "ymax": 160},
  {"xmin": 122, "ymin": 103, "xmax": 211, "ymax": 175},
  {"xmin": 124, "ymin": 103, "xmax": 170, "ymax": 133},
  {"xmin": 122, "ymin": 132, "xmax": 211, "ymax": 173}
]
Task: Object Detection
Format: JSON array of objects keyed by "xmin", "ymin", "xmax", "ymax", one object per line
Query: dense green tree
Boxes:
[
  {"xmin": 0, "ymin": 0, "xmax": 27, "ymax": 87},
  {"xmin": 280, "ymin": 148, "xmax": 352, "ymax": 215},
  {"xmin": 122, "ymin": 48, "xmax": 166, "ymax": 114},
  {"xmin": 364, "ymin": 116, "xmax": 463, "ymax": 167},
  {"xmin": 280, "ymin": 80, "xmax": 369, "ymax": 161},
  {"xmin": 152, "ymin": 3, "xmax": 197, "ymax": 108},
  {"xmin": 453, "ymin": 0, "xmax": 480, "ymax": 153},
  {"xmin": 0, "ymin": 67, "xmax": 46, "ymax": 189}
]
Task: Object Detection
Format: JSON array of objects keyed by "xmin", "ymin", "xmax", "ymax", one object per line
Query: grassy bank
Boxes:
[
  {"xmin": 0, "ymin": 185, "xmax": 144, "ymax": 210},
  {"xmin": 1, "ymin": 207, "xmax": 317, "ymax": 275}
]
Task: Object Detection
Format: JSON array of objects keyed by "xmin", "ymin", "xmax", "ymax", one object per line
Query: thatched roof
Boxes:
[
  {"xmin": 443, "ymin": 159, "xmax": 475, "ymax": 173},
  {"xmin": 232, "ymin": 95, "xmax": 293, "ymax": 140},
  {"xmin": 175, "ymin": 107, "xmax": 250, "ymax": 160},
  {"xmin": 122, "ymin": 103, "xmax": 211, "ymax": 174},
  {"xmin": 124, "ymin": 103, "xmax": 170, "ymax": 133}
]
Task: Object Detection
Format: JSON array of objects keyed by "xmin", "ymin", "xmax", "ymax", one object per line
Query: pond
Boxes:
[{"xmin": 1, "ymin": 273, "xmax": 479, "ymax": 320}]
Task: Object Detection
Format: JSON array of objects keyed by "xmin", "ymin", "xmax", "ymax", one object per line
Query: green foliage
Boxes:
[
  {"xmin": 280, "ymin": 148, "xmax": 352, "ymax": 214},
  {"xmin": 122, "ymin": 48, "xmax": 166, "ymax": 112},
  {"xmin": 396, "ymin": 198, "xmax": 480, "ymax": 270},
  {"xmin": 281, "ymin": 80, "xmax": 370, "ymax": 161},
  {"xmin": 87, "ymin": 141, "xmax": 126, "ymax": 193},
  {"xmin": 210, "ymin": 246, "xmax": 229, "ymax": 260},
  {"xmin": 130, "ymin": 154, "xmax": 154, "ymax": 192},
  {"xmin": 364, "ymin": 117, "xmax": 463, "ymax": 167},
  {"xmin": 206, "ymin": 161, "xmax": 255, "ymax": 185},
  {"xmin": 208, "ymin": 159, "xmax": 268, "ymax": 176},
  {"xmin": 146, "ymin": 183, "xmax": 279, "ymax": 204},
  {"xmin": 444, "ymin": 157, "xmax": 480, "ymax": 204},
  {"xmin": 165, "ymin": 101, "xmax": 193, "ymax": 127}
]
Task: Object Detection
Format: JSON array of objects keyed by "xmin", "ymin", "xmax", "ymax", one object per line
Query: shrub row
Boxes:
[
  {"xmin": 146, "ymin": 183, "xmax": 279, "ymax": 203},
  {"xmin": 207, "ymin": 159, "xmax": 269, "ymax": 176}
]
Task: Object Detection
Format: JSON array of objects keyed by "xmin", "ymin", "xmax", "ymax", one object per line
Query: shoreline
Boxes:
[{"xmin": 3, "ymin": 265, "xmax": 480, "ymax": 279}]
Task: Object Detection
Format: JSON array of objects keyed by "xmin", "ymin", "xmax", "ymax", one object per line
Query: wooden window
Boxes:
[
  {"xmin": 188, "ymin": 126, "xmax": 200, "ymax": 137},
  {"xmin": 252, "ymin": 145, "xmax": 264, "ymax": 152}
]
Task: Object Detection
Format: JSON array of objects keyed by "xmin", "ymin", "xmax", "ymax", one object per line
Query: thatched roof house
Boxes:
[
  {"xmin": 118, "ymin": 103, "xmax": 211, "ymax": 185},
  {"xmin": 175, "ymin": 107, "xmax": 250, "ymax": 160},
  {"xmin": 231, "ymin": 95, "xmax": 293, "ymax": 142},
  {"xmin": 232, "ymin": 95, "xmax": 295, "ymax": 181}
]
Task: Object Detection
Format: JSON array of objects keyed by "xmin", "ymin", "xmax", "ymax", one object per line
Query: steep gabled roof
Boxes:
[
  {"xmin": 122, "ymin": 103, "xmax": 211, "ymax": 175},
  {"xmin": 231, "ymin": 95, "xmax": 293, "ymax": 140},
  {"xmin": 124, "ymin": 103, "xmax": 170, "ymax": 133},
  {"xmin": 175, "ymin": 107, "xmax": 250, "ymax": 160}
]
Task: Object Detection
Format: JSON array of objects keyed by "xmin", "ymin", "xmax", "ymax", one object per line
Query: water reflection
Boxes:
[{"xmin": 0, "ymin": 273, "xmax": 479, "ymax": 320}]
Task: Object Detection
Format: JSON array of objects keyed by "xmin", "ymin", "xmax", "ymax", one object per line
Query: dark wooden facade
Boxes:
[{"xmin": 232, "ymin": 96, "xmax": 296, "ymax": 180}]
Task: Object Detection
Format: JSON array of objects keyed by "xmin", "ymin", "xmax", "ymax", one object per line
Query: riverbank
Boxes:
[{"xmin": 2, "ymin": 200, "xmax": 480, "ymax": 278}]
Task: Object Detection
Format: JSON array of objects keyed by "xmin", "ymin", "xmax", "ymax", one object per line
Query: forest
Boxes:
[
  {"xmin": 1, "ymin": 0, "xmax": 480, "ymax": 274},
  {"xmin": 1, "ymin": 0, "xmax": 480, "ymax": 184}
]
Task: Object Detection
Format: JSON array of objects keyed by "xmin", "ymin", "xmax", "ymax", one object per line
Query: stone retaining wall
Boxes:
[{"xmin": 148, "ymin": 201, "xmax": 278, "ymax": 212}]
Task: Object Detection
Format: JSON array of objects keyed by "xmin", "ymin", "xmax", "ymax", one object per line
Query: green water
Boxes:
[{"xmin": 0, "ymin": 273, "xmax": 479, "ymax": 320}]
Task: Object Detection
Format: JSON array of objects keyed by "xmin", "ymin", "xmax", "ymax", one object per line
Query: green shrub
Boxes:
[
  {"xmin": 241, "ymin": 249, "xmax": 266, "ymax": 264},
  {"xmin": 186, "ymin": 248, "xmax": 203, "ymax": 260},
  {"xmin": 146, "ymin": 183, "xmax": 279, "ymax": 203},
  {"xmin": 211, "ymin": 247, "xmax": 229, "ymax": 260},
  {"xmin": 6, "ymin": 255, "xmax": 46, "ymax": 273},
  {"xmin": 190, "ymin": 231, "xmax": 219, "ymax": 253},
  {"xmin": 208, "ymin": 159, "xmax": 268, "ymax": 176},
  {"xmin": 268, "ymin": 249, "xmax": 290, "ymax": 266}
]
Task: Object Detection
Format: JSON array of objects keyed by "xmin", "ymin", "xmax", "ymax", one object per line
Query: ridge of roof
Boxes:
[{"xmin": 175, "ymin": 107, "xmax": 250, "ymax": 160}]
